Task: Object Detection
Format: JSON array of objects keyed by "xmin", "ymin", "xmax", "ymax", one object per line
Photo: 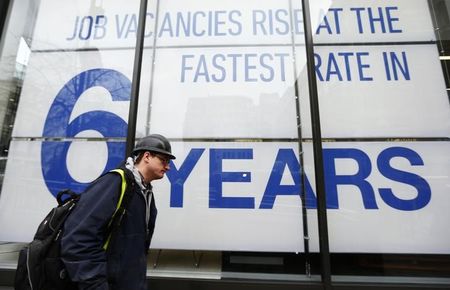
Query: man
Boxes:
[{"xmin": 61, "ymin": 134, "xmax": 175, "ymax": 290}]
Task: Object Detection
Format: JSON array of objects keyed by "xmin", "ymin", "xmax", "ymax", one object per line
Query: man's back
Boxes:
[{"xmin": 61, "ymin": 169, "xmax": 157, "ymax": 290}]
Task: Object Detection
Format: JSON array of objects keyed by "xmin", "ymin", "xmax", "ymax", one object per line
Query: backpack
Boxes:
[{"xmin": 14, "ymin": 168, "xmax": 132, "ymax": 290}]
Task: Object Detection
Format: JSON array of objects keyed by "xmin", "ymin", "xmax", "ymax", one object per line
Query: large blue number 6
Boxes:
[{"xmin": 41, "ymin": 69, "xmax": 131, "ymax": 197}]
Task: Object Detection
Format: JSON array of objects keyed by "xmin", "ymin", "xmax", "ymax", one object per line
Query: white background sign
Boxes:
[
  {"xmin": 0, "ymin": 141, "xmax": 448, "ymax": 253},
  {"xmin": 0, "ymin": 0, "xmax": 449, "ymax": 254}
]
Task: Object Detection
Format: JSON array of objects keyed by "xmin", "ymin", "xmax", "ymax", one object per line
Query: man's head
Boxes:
[{"xmin": 132, "ymin": 134, "xmax": 175, "ymax": 182}]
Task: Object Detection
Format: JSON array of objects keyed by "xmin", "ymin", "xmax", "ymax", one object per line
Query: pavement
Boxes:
[{"xmin": 0, "ymin": 242, "xmax": 222, "ymax": 288}]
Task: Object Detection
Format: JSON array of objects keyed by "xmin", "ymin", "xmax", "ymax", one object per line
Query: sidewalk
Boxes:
[
  {"xmin": 0, "ymin": 242, "xmax": 21, "ymax": 270},
  {"xmin": 0, "ymin": 242, "xmax": 222, "ymax": 287}
]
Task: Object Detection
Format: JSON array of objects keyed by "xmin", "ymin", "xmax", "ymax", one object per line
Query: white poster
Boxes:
[
  {"xmin": 0, "ymin": 141, "xmax": 448, "ymax": 253},
  {"xmin": 31, "ymin": 0, "xmax": 435, "ymax": 50},
  {"xmin": 0, "ymin": 0, "xmax": 449, "ymax": 253},
  {"xmin": 310, "ymin": 0, "xmax": 435, "ymax": 43}
]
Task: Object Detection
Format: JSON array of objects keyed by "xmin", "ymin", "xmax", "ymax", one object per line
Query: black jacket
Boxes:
[{"xmin": 61, "ymin": 168, "xmax": 157, "ymax": 290}]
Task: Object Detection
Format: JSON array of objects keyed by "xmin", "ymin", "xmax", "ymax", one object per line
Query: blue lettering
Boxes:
[
  {"xmin": 176, "ymin": 12, "xmax": 191, "ymax": 37},
  {"xmin": 228, "ymin": 10, "xmax": 242, "ymax": 36},
  {"xmin": 323, "ymin": 148, "xmax": 378, "ymax": 209},
  {"xmin": 377, "ymin": 147, "xmax": 431, "ymax": 211},
  {"xmin": 145, "ymin": 13, "xmax": 154, "ymax": 37},
  {"xmin": 180, "ymin": 53, "xmax": 286, "ymax": 83},
  {"xmin": 209, "ymin": 149, "xmax": 254, "ymax": 209},
  {"xmin": 180, "ymin": 54, "xmax": 194, "ymax": 82},
  {"xmin": 338, "ymin": 52, "xmax": 354, "ymax": 81},
  {"xmin": 316, "ymin": 8, "xmax": 343, "ymax": 35},
  {"xmin": 350, "ymin": 7, "xmax": 402, "ymax": 34},
  {"xmin": 314, "ymin": 53, "xmax": 324, "ymax": 81},
  {"xmin": 79, "ymin": 16, "xmax": 93, "ymax": 40},
  {"xmin": 274, "ymin": 9, "xmax": 289, "ymax": 35},
  {"xmin": 125, "ymin": 14, "xmax": 137, "ymax": 39},
  {"xmin": 161, "ymin": 147, "xmax": 433, "ymax": 212},
  {"xmin": 275, "ymin": 53, "xmax": 288, "ymax": 82},
  {"xmin": 386, "ymin": 7, "xmax": 402, "ymax": 33},
  {"xmin": 228, "ymin": 53, "xmax": 241, "ymax": 82},
  {"xmin": 293, "ymin": 9, "xmax": 303, "ymax": 34},
  {"xmin": 115, "ymin": 14, "xmax": 128, "ymax": 39},
  {"xmin": 93, "ymin": 15, "xmax": 107, "ymax": 40},
  {"xmin": 326, "ymin": 53, "xmax": 343, "ymax": 81},
  {"xmin": 194, "ymin": 55, "xmax": 210, "ymax": 82},
  {"xmin": 316, "ymin": 9, "xmax": 333, "ymax": 35},
  {"xmin": 260, "ymin": 149, "xmax": 317, "ymax": 209},
  {"xmin": 42, "ymin": 69, "xmax": 130, "ymax": 197},
  {"xmin": 252, "ymin": 10, "xmax": 267, "ymax": 35},
  {"xmin": 315, "ymin": 52, "xmax": 372, "ymax": 82},
  {"xmin": 208, "ymin": 11, "xmax": 213, "ymax": 36},
  {"xmin": 350, "ymin": 7, "xmax": 365, "ymax": 34},
  {"xmin": 260, "ymin": 53, "xmax": 275, "ymax": 82},
  {"xmin": 211, "ymin": 54, "xmax": 226, "ymax": 82},
  {"xmin": 356, "ymin": 52, "xmax": 373, "ymax": 81},
  {"xmin": 158, "ymin": 13, "xmax": 173, "ymax": 37},
  {"xmin": 316, "ymin": 12, "xmax": 332, "ymax": 35},
  {"xmin": 214, "ymin": 10, "xmax": 227, "ymax": 36},
  {"xmin": 252, "ymin": 9, "xmax": 290, "ymax": 35},
  {"xmin": 67, "ymin": 16, "xmax": 79, "ymax": 41},
  {"xmin": 245, "ymin": 54, "xmax": 258, "ymax": 82},
  {"xmin": 330, "ymin": 8, "xmax": 343, "ymax": 34},
  {"xmin": 383, "ymin": 51, "xmax": 410, "ymax": 81},
  {"xmin": 115, "ymin": 13, "xmax": 153, "ymax": 38},
  {"xmin": 192, "ymin": 11, "xmax": 206, "ymax": 36},
  {"xmin": 368, "ymin": 7, "xmax": 386, "ymax": 33},
  {"xmin": 166, "ymin": 149, "xmax": 205, "ymax": 207}
]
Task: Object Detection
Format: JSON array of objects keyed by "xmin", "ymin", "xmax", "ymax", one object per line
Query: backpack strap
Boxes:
[
  {"xmin": 109, "ymin": 169, "xmax": 127, "ymax": 215},
  {"xmin": 102, "ymin": 168, "xmax": 133, "ymax": 250}
]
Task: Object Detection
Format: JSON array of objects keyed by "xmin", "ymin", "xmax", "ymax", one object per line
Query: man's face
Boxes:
[{"xmin": 141, "ymin": 151, "xmax": 171, "ymax": 182}]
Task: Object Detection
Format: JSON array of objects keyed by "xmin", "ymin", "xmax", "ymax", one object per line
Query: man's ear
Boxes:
[{"xmin": 144, "ymin": 151, "xmax": 153, "ymax": 162}]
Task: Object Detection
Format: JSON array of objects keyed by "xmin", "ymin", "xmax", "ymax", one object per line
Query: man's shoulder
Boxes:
[{"xmin": 111, "ymin": 166, "xmax": 137, "ymax": 189}]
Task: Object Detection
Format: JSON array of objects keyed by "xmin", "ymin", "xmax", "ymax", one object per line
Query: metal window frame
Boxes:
[{"xmin": 124, "ymin": 0, "xmax": 333, "ymax": 288}]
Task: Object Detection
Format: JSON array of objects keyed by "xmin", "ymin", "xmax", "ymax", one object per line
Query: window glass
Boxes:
[
  {"xmin": 0, "ymin": 0, "xmax": 319, "ymax": 284},
  {"xmin": 309, "ymin": 0, "xmax": 450, "ymax": 281},
  {"xmin": 1, "ymin": 0, "xmax": 448, "ymax": 286},
  {"xmin": 139, "ymin": 0, "xmax": 318, "ymax": 281},
  {"xmin": 0, "ymin": 0, "xmax": 138, "ymax": 268}
]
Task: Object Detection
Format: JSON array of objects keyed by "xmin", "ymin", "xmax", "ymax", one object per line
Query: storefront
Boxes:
[{"xmin": 0, "ymin": 0, "xmax": 449, "ymax": 289}]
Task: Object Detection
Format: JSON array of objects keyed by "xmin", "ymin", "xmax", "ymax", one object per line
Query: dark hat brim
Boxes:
[{"xmin": 133, "ymin": 147, "xmax": 176, "ymax": 159}]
